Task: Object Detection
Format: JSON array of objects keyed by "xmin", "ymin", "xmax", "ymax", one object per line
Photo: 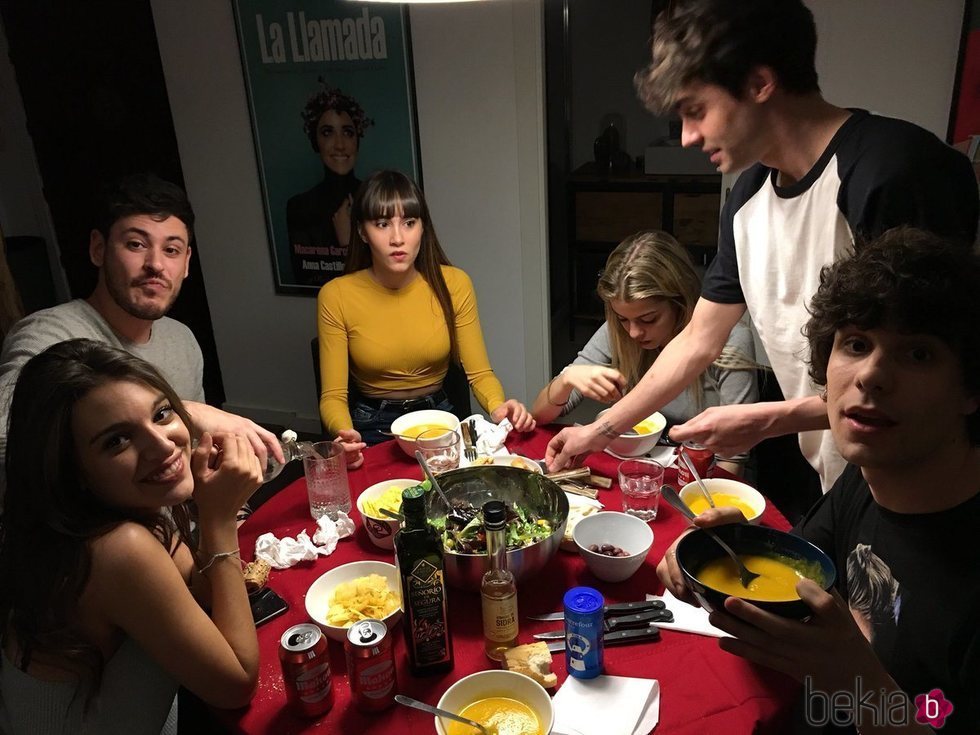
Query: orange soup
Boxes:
[
  {"xmin": 403, "ymin": 423, "xmax": 452, "ymax": 440},
  {"xmin": 686, "ymin": 492, "xmax": 757, "ymax": 519},
  {"xmin": 446, "ymin": 697, "xmax": 540, "ymax": 735},
  {"xmin": 696, "ymin": 553, "xmax": 821, "ymax": 601}
]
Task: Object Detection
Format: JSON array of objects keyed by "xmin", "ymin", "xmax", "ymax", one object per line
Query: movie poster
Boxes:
[{"xmin": 232, "ymin": 0, "xmax": 420, "ymax": 293}]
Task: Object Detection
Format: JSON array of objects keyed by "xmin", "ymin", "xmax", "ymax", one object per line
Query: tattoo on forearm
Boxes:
[{"xmin": 598, "ymin": 421, "xmax": 619, "ymax": 439}]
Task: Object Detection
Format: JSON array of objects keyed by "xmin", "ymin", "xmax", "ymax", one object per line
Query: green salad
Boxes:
[{"xmin": 430, "ymin": 500, "xmax": 552, "ymax": 554}]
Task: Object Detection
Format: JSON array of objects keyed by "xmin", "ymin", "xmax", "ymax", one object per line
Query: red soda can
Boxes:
[
  {"xmin": 345, "ymin": 619, "xmax": 397, "ymax": 712},
  {"xmin": 676, "ymin": 442, "xmax": 714, "ymax": 486},
  {"xmin": 279, "ymin": 623, "xmax": 334, "ymax": 717}
]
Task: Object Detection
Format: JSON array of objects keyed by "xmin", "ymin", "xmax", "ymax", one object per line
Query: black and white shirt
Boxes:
[{"xmin": 703, "ymin": 110, "xmax": 978, "ymax": 488}]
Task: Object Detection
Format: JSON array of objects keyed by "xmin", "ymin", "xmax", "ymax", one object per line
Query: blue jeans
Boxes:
[{"xmin": 352, "ymin": 393, "xmax": 455, "ymax": 447}]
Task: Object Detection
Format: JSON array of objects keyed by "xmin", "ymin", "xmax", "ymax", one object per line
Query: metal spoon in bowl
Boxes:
[
  {"xmin": 414, "ymin": 449, "xmax": 453, "ymax": 510},
  {"xmin": 678, "ymin": 451, "xmax": 716, "ymax": 509},
  {"xmin": 394, "ymin": 695, "xmax": 492, "ymax": 735},
  {"xmin": 661, "ymin": 484, "xmax": 760, "ymax": 588}
]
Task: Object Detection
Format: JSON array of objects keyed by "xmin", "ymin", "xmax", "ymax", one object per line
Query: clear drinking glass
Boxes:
[
  {"xmin": 416, "ymin": 428, "xmax": 460, "ymax": 474},
  {"xmin": 617, "ymin": 459, "xmax": 665, "ymax": 521},
  {"xmin": 303, "ymin": 441, "xmax": 351, "ymax": 521}
]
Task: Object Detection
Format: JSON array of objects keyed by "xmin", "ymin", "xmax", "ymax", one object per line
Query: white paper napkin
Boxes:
[
  {"xmin": 553, "ymin": 675, "xmax": 660, "ymax": 735},
  {"xmin": 466, "ymin": 414, "xmax": 512, "ymax": 456},
  {"xmin": 254, "ymin": 512, "xmax": 355, "ymax": 569},
  {"xmin": 645, "ymin": 589, "xmax": 730, "ymax": 638}
]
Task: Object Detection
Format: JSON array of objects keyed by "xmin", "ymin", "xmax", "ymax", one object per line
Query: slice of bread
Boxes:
[{"xmin": 503, "ymin": 642, "xmax": 558, "ymax": 688}]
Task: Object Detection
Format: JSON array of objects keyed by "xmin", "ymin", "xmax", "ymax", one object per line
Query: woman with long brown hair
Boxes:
[
  {"xmin": 0, "ymin": 339, "xmax": 262, "ymax": 733},
  {"xmin": 317, "ymin": 170, "xmax": 534, "ymax": 445},
  {"xmin": 532, "ymin": 231, "xmax": 758, "ymax": 473}
]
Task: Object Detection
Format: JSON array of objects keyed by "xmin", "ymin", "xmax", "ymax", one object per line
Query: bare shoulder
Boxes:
[{"xmin": 88, "ymin": 522, "xmax": 174, "ymax": 578}]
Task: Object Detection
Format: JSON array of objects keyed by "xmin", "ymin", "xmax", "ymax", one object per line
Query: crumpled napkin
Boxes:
[
  {"xmin": 553, "ymin": 675, "xmax": 660, "ymax": 735},
  {"xmin": 465, "ymin": 414, "xmax": 512, "ymax": 456},
  {"xmin": 254, "ymin": 512, "xmax": 355, "ymax": 569},
  {"xmin": 645, "ymin": 588, "xmax": 730, "ymax": 638}
]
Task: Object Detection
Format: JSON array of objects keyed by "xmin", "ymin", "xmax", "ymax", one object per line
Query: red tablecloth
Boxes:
[{"xmin": 219, "ymin": 428, "xmax": 799, "ymax": 734}]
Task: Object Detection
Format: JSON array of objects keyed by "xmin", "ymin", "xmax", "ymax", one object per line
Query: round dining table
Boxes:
[{"xmin": 218, "ymin": 426, "xmax": 800, "ymax": 734}]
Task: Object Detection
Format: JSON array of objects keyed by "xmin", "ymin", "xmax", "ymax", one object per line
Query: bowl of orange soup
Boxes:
[
  {"xmin": 436, "ymin": 670, "xmax": 554, "ymax": 735},
  {"xmin": 676, "ymin": 524, "xmax": 836, "ymax": 619},
  {"xmin": 596, "ymin": 409, "xmax": 666, "ymax": 457},
  {"xmin": 678, "ymin": 477, "xmax": 766, "ymax": 524},
  {"xmin": 389, "ymin": 409, "xmax": 460, "ymax": 459}
]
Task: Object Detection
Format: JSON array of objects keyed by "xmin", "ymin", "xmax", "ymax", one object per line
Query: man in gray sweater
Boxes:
[{"xmin": 0, "ymin": 173, "xmax": 282, "ymax": 490}]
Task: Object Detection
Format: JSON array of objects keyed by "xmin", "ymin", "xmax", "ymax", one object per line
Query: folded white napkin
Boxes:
[
  {"xmin": 553, "ymin": 675, "xmax": 660, "ymax": 735},
  {"xmin": 254, "ymin": 512, "xmax": 355, "ymax": 569},
  {"xmin": 645, "ymin": 589, "xmax": 730, "ymax": 638}
]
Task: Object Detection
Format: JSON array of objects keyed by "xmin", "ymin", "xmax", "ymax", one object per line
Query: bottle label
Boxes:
[
  {"xmin": 481, "ymin": 593, "xmax": 518, "ymax": 642},
  {"xmin": 406, "ymin": 561, "xmax": 451, "ymax": 665}
]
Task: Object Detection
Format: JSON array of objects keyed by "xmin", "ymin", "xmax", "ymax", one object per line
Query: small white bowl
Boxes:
[
  {"xmin": 305, "ymin": 560, "xmax": 402, "ymax": 642},
  {"xmin": 678, "ymin": 477, "xmax": 766, "ymax": 524},
  {"xmin": 389, "ymin": 409, "xmax": 461, "ymax": 459},
  {"xmin": 573, "ymin": 511, "xmax": 653, "ymax": 583},
  {"xmin": 596, "ymin": 409, "xmax": 666, "ymax": 457},
  {"xmin": 436, "ymin": 670, "xmax": 555, "ymax": 735},
  {"xmin": 356, "ymin": 478, "xmax": 418, "ymax": 549}
]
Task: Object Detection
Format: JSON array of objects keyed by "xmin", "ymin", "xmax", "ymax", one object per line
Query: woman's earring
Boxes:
[{"xmin": 819, "ymin": 388, "xmax": 828, "ymax": 402}]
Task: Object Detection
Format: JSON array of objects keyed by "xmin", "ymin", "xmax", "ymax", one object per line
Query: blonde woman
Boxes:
[{"xmin": 533, "ymin": 231, "xmax": 758, "ymax": 473}]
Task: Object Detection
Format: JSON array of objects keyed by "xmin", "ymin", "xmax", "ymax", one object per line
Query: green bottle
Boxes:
[{"xmin": 395, "ymin": 485, "xmax": 454, "ymax": 675}]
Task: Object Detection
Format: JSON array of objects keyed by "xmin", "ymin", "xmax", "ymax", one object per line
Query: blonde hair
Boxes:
[{"xmin": 596, "ymin": 231, "xmax": 757, "ymax": 411}]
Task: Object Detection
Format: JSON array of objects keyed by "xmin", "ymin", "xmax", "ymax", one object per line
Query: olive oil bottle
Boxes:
[
  {"xmin": 395, "ymin": 485, "xmax": 454, "ymax": 675},
  {"xmin": 480, "ymin": 500, "xmax": 519, "ymax": 661}
]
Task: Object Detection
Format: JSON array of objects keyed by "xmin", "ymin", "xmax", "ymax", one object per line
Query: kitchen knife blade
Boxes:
[{"xmin": 545, "ymin": 625, "xmax": 661, "ymax": 652}]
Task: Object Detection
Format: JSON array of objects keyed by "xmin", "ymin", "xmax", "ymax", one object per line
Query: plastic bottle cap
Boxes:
[
  {"xmin": 482, "ymin": 500, "xmax": 507, "ymax": 528},
  {"xmin": 281, "ymin": 429, "xmax": 298, "ymax": 442}
]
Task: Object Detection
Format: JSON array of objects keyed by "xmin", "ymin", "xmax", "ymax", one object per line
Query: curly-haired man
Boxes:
[{"xmin": 660, "ymin": 227, "xmax": 980, "ymax": 733}]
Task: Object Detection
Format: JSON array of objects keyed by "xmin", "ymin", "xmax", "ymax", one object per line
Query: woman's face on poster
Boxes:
[{"xmin": 316, "ymin": 109, "xmax": 359, "ymax": 176}]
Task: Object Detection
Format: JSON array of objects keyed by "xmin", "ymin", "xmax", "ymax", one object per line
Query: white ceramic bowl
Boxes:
[
  {"xmin": 596, "ymin": 409, "xmax": 667, "ymax": 457},
  {"xmin": 573, "ymin": 511, "xmax": 654, "ymax": 583},
  {"xmin": 678, "ymin": 477, "xmax": 766, "ymax": 524},
  {"xmin": 355, "ymin": 478, "xmax": 418, "ymax": 549},
  {"xmin": 435, "ymin": 670, "xmax": 555, "ymax": 735},
  {"xmin": 305, "ymin": 560, "xmax": 402, "ymax": 642},
  {"xmin": 389, "ymin": 409, "xmax": 461, "ymax": 459}
]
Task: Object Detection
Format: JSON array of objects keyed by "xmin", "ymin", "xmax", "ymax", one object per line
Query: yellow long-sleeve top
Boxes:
[{"xmin": 317, "ymin": 266, "xmax": 506, "ymax": 434}]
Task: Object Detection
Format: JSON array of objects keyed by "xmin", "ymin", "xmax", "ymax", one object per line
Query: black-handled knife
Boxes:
[
  {"xmin": 545, "ymin": 625, "xmax": 661, "ymax": 653},
  {"xmin": 533, "ymin": 609, "xmax": 672, "ymax": 640},
  {"xmin": 527, "ymin": 599, "xmax": 665, "ymax": 622}
]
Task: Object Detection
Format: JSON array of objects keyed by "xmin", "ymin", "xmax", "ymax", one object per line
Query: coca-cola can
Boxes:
[
  {"xmin": 677, "ymin": 442, "xmax": 714, "ymax": 486},
  {"xmin": 345, "ymin": 619, "xmax": 397, "ymax": 712},
  {"xmin": 279, "ymin": 623, "xmax": 334, "ymax": 717}
]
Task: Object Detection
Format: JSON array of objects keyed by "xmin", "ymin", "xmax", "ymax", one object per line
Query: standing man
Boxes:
[
  {"xmin": 0, "ymin": 173, "xmax": 288, "ymax": 485},
  {"xmin": 547, "ymin": 0, "xmax": 977, "ymax": 490}
]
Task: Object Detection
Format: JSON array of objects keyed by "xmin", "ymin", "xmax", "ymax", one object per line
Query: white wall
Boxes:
[
  {"xmin": 150, "ymin": 0, "xmax": 548, "ymax": 433},
  {"xmin": 808, "ymin": 0, "xmax": 963, "ymax": 138}
]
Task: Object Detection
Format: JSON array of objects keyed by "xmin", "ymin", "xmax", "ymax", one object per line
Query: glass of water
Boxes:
[
  {"xmin": 617, "ymin": 459, "xmax": 665, "ymax": 522},
  {"xmin": 303, "ymin": 441, "xmax": 351, "ymax": 521},
  {"xmin": 416, "ymin": 428, "xmax": 460, "ymax": 474}
]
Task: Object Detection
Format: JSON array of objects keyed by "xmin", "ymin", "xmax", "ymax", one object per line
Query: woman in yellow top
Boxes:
[{"xmin": 317, "ymin": 170, "xmax": 535, "ymax": 446}]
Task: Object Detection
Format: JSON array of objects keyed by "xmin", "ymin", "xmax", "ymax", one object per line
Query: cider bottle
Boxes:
[{"xmin": 480, "ymin": 500, "xmax": 519, "ymax": 661}]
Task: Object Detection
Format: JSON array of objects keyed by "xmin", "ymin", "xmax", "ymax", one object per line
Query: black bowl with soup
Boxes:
[{"xmin": 676, "ymin": 524, "xmax": 836, "ymax": 619}]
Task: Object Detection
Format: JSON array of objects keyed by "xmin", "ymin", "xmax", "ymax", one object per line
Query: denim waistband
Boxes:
[{"xmin": 356, "ymin": 388, "xmax": 448, "ymax": 412}]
